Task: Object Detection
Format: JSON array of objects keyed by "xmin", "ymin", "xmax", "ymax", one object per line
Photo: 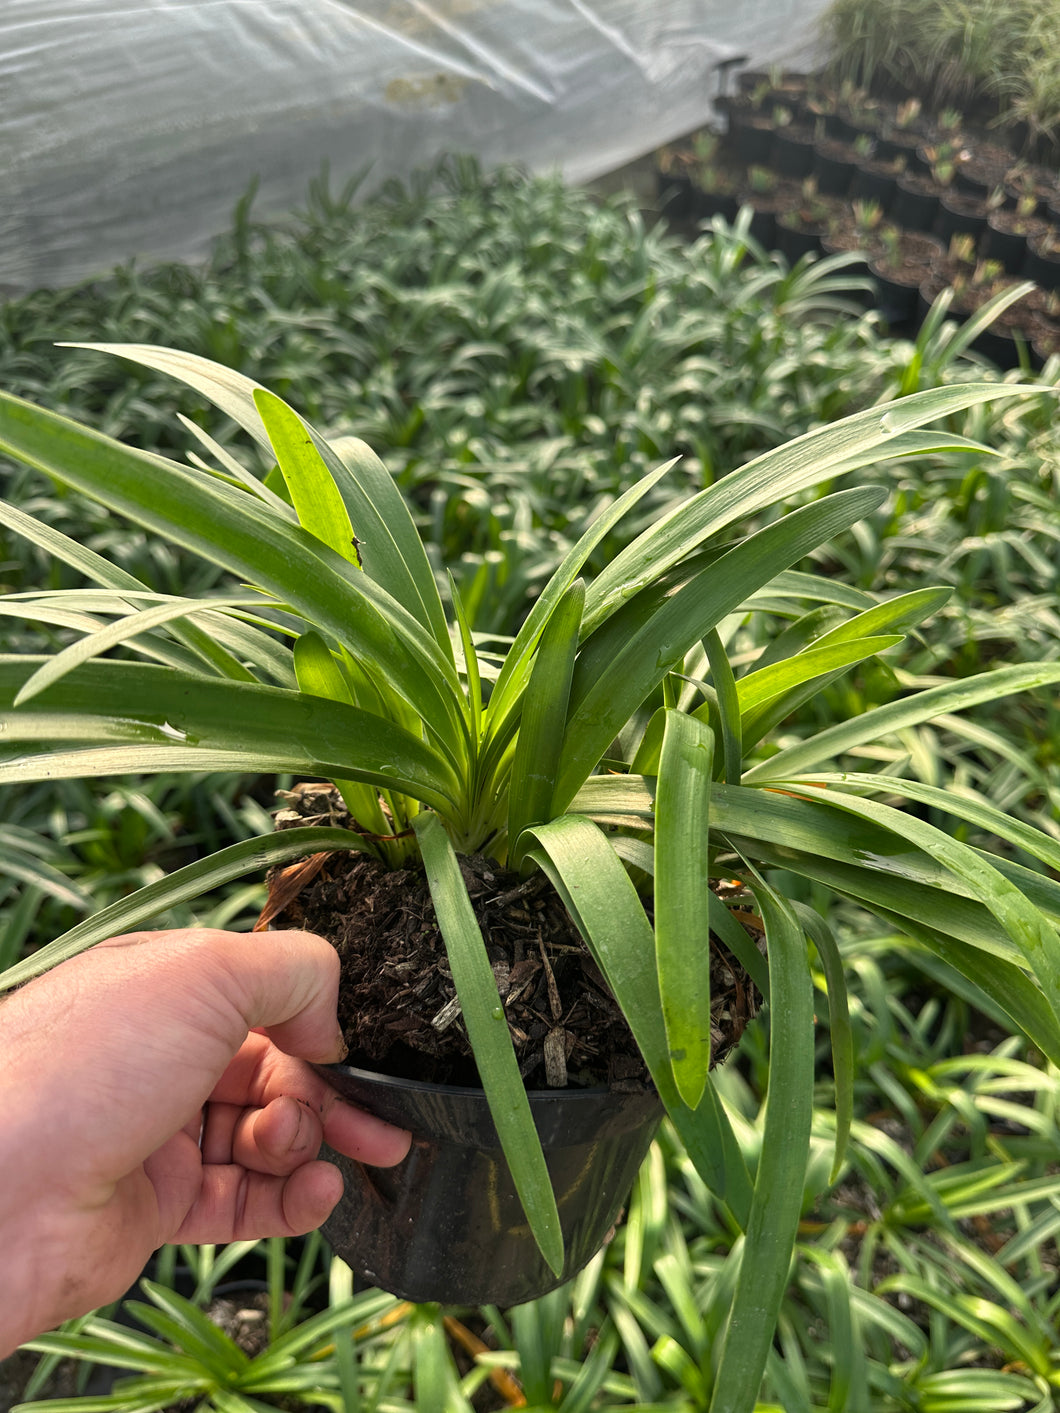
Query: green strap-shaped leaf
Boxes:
[
  {"xmin": 0, "ymin": 658, "xmax": 461, "ymax": 813},
  {"xmin": 0, "ymin": 842, "xmax": 92, "ymax": 912},
  {"xmin": 59, "ymin": 343, "xmax": 451, "ymax": 653},
  {"xmin": 0, "ymin": 825, "xmax": 374, "ymax": 992},
  {"xmin": 702, "ymin": 629, "xmax": 742, "ymax": 784},
  {"xmin": 792, "ymin": 771, "xmax": 1060, "ymax": 878},
  {"xmin": 569, "ymin": 772, "xmax": 1060, "ymax": 1065},
  {"xmin": 177, "ymin": 410, "xmax": 298, "ymax": 517},
  {"xmin": 14, "ymin": 595, "xmax": 263, "ymax": 706},
  {"xmin": 129, "ymin": 1282, "xmax": 248, "ymax": 1380},
  {"xmin": 707, "ymin": 894, "xmax": 769, "ymax": 998},
  {"xmin": 526, "ymin": 814, "xmax": 752, "ymax": 1226},
  {"xmin": 738, "ymin": 586, "xmax": 952, "ymax": 749},
  {"xmin": 873, "ymin": 1275, "xmax": 1051, "ymax": 1376},
  {"xmin": 484, "ymin": 459, "xmax": 678, "ymax": 764},
  {"xmin": 447, "ymin": 573, "xmax": 483, "ymax": 750},
  {"xmin": 732, "ymin": 636, "xmax": 902, "ymax": 715},
  {"xmin": 791, "ymin": 903, "xmax": 853, "ymax": 1183},
  {"xmin": 0, "ymin": 388, "xmax": 467, "ymax": 756},
  {"xmin": 506, "ymin": 579, "xmax": 585, "ymax": 873},
  {"xmin": 709, "ymin": 884, "xmax": 814, "ymax": 1413},
  {"xmin": 409, "ymin": 1304, "xmax": 471, "ymax": 1413},
  {"xmin": 1, "ymin": 589, "xmax": 295, "ymax": 687},
  {"xmin": 412, "ymin": 812, "xmax": 564, "ymax": 1276},
  {"xmin": 326, "ymin": 432, "xmax": 455, "ymax": 660},
  {"xmin": 254, "ymin": 389, "xmax": 360, "ymax": 567},
  {"xmin": 0, "ymin": 498, "xmax": 253, "ymax": 682},
  {"xmin": 768, "ymin": 783, "xmax": 1060, "ymax": 1037},
  {"xmin": 655, "ymin": 711, "xmax": 714, "ymax": 1109},
  {"xmin": 743, "ymin": 661, "xmax": 1060, "ymax": 782}
]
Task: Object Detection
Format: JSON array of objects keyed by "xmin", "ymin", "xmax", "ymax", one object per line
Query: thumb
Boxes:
[
  {"xmin": 187, "ymin": 928, "xmax": 349, "ymax": 1063},
  {"xmin": 93, "ymin": 927, "xmax": 349, "ymax": 1064}
]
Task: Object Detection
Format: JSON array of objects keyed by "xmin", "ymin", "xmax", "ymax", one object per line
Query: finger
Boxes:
[
  {"xmin": 142, "ymin": 1131, "xmax": 207, "ymax": 1237},
  {"xmin": 226, "ymin": 1096, "xmax": 324, "ymax": 1175},
  {"xmin": 321, "ymin": 1092, "xmax": 413, "ymax": 1167},
  {"xmin": 210, "ymin": 1035, "xmax": 412, "ymax": 1168},
  {"xmin": 168, "ymin": 1162, "xmax": 345, "ymax": 1245},
  {"xmin": 200, "ymin": 1101, "xmax": 242, "ymax": 1166}
]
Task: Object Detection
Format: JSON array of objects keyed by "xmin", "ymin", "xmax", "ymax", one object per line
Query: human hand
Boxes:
[{"xmin": 0, "ymin": 927, "xmax": 411, "ymax": 1355}]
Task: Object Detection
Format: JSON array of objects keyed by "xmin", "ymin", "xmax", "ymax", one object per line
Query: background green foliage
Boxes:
[{"xmin": 2, "ymin": 160, "xmax": 1059, "ymax": 1411}]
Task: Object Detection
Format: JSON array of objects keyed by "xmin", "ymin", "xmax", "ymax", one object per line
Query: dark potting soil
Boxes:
[
  {"xmin": 264, "ymin": 785, "xmax": 759, "ymax": 1092},
  {"xmin": 873, "ymin": 230, "xmax": 944, "ymax": 282}
]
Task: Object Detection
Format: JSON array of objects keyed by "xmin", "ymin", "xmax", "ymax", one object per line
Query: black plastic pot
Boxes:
[
  {"xmin": 935, "ymin": 191, "xmax": 986, "ymax": 245},
  {"xmin": 873, "ymin": 132, "xmax": 922, "ymax": 166},
  {"xmin": 890, "ymin": 176, "xmax": 940, "ymax": 236},
  {"xmin": 769, "ymin": 126, "xmax": 816, "ymax": 179},
  {"xmin": 775, "ymin": 217, "xmax": 822, "ymax": 264},
  {"xmin": 823, "ymin": 112, "xmax": 862, "ymax": 145},
  {"xmin": 1022, "ymin": 237, "xmax": 1060, "ymax": 292},
  {"xmin": 982, "ymin": 215, "xmax": 1029, "ymax": 275},
  {"xmin": 656, "ymin": 169, "xmax": 697, "ymax": 221},
  {"xmin": 869, "ymin": 262, "xmax": 921, "ymax": 329},
  {"xmin": 869, "ymin": 232, "xmax": 946, "ymax": 331},
  {"xmin": 970, "ymin": 324, "xmax": 1022, "ymax": 369},
  {"xmin": 316, "ymin": 1064, "xmax": 663, "ymax": 1306},
  {"xmin": 695, "ymin": 187, "xmax": 742, "ymax": 224},
  {"xmin": 812, "ymin": 141, "xmax": 855, "ymax": 196},
  {"xmin": 849, "ymin": 161, "xmax": 899, "ymax": 210},
  {"xmin": 726, "ymin": 113, "xmax": 773, "ymax": 166}
]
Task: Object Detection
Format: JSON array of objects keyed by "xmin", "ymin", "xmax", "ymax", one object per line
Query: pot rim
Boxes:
[{"xmin": 322, "ymin": 1059, "xmax": 647, "ymax": 1102}]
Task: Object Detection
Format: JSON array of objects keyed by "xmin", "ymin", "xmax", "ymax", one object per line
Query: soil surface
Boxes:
[{"xmin": 262, "ymin": 785, "xmax": 759, "ymax": 1091}]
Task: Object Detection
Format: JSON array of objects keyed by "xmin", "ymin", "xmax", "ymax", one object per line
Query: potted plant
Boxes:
[
  {"xmin": 849, "ymin": 140, "xmax": 905, "ymax": 208},
  {"xmin": 656, "ymin": 129, "xmax": 729, "ymax": 220},
  {"xmin": 983, "ymin": 192, "xmax": 1055, "ymax": 274},
  {"xmin": 869, "ymin": 222, "xmax": 946, "ymax": 327},
  {"xmin": 919, "ymin": 229, "xmax": 978, "ymax": 305},
  {"xmin": 874, "ymin": 97, "xmax": 926, "ymax": 163},
  {"xmin": 3, "ymin": 347, "xmax": 1060, "ymax": 1404},
  {"xmin": 820, "ymin": 198, "xmax": 884, "ymax": 296},
  {"xmin": 890, "ymin": 160, "xmax": 942, "ymax": 236},
  {"xmin": 776, "ymin": 178, "xmax": 840, "ymax": 260},
  {"xmin": 734, "ymin": 164, "xmax": 795, "ymax": 246},
  {"xmin": 767, "ymin": 104, "xmax": 817, "ymax": 178}
]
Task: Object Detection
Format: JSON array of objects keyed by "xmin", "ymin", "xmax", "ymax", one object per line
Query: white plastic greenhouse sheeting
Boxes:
[{"xmin": 0, "ymin": 0, "xmax": 831, "ymax": 293}]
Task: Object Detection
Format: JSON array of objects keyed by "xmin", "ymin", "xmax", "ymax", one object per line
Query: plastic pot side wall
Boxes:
[{"xmin": 316, "ymin": 1064, "xmax": 663, "ymax": 1307}]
